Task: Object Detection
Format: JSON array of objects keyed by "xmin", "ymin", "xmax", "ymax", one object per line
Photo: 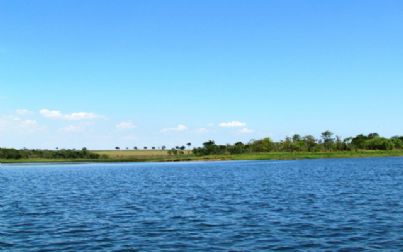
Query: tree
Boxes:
[
  {"xmin": 161, "ymin": 145, "xmax": 166, "ymax": 150},
  {"xmin": 191, "ymin": 131, "xmax": 400, "ymax": 157},
  {"xmin": 303, "ymin": 135, "xmax": 317, "ymax": 151},
  {"xmin": 228, "ymin": 142, "xmax": 246, "ymax": 154},
  {"xmin": 193, "ymin": 140, "xmax": 219, "ymax": 156},
  {"xmin": 366, "ymin": 137, "xmax": 394, "ymax": 150},
  {"xmin": 186, "ymin": 142, "xmax": 192, "ymax": 149},
  {"xmin": 335, "ymin": 136, "xmax": 344, "ymax": 150},
  {"xmin": 115, "ymin": 147, "xmax": 120, "ymax": 150},
  {"xmin": 168, "ymin": 148, "xmax": 178, "ymax": 155},
  {"xmin": 351, "ymin": 134, "xmax": 368, "ymax": 149},
  {"xmin": 250, "ymin": 138, "xmax": 274, "ymax": 152},
  {"xmin": 343, "ymin": 137, "xmax": 353, "ymax": 150},
  {"xmin": 321, "ymin": 131, "xmax": 335, "ymax": 151},
  {"xmin": 292, "ymin": 134, "xmax": 302, "ymax": 142},
  {"xmin": 292, "ymin": 134, "xmax": 304, "ymax": 151},
  {"xmin": 281, "ymin": 137, "xmax": 296, "ymax": 152},
  {"xmin": 391, "ymin": 136, "xmax": 403, "ymax": 149},
  {"xmin": 368, "ymin": 133, "xmax": 380, "ymax": 139},
  {"xmin": 144, "ymin": 147, "xmax": 148, "ymax": 150}
]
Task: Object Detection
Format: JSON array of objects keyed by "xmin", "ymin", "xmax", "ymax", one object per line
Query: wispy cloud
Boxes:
[
  {"xmin": 161, "ymin": 124, "xmax": 188, "ymax": 133},
  {"xmin": 20, "ymin": 119, "xmax": 38, "ymax": 127},
  {"xmin": 40, "ymin": 109, "xmax": 101, "ymax": 121},
  {"xmin": 60, "ymin": 125, "xmax": 84, "ymax": 133},
  {"xmin": 116, "ymin": 121, "xmax": 136, "ymax": 130},
  {"xmin": 40, "ymin": 109, "xmax": 64, "ymax": 119},
  {"xmin": 65, "ymin": 112, "xmax": 99, "ymax": 120},
  {"xmin": 238, "ymin": 127, "xmax": 254, "ymax": 134},
  {"xmin": 0, "ymin": 116, "xmax": 44, "ymax": 133},
  {"xmin": 195, "ymin": 127, "xmax": 209, "ymax": 133},
  {"xmin": 219, "ymin": 121, "xmax": 246, "ymax": 128},
  {"xmin": 16, "ymin": 109, "xmax": 34, "ymax": 116}
]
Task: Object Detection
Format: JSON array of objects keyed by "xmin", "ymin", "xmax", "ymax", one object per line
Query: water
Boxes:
[{"xmin": 1, "ymin": 158, "xmax": 403, "ymax": 251}]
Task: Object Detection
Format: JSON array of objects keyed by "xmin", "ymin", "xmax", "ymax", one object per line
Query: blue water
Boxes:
[{"xmin": 1, "ymin": 158, "xmax": 403, "ymax": 251}]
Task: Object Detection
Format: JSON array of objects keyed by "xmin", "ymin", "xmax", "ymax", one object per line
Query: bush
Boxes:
[{"xmin": 0, "ymin": 148, "xmax": 101, "ymax": 160}]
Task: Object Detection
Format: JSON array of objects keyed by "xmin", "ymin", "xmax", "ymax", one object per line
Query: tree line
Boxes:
[
  {"xmin": 193, "ymin": 131, "xmax": 403, "ymax": 156},
  {"xmin": 114, "ymin": 143, "xmax": 192, "ymax": 152},
  {"xmin": 0, "ymin": 148, "xmax": 101, "ymax": 160}
]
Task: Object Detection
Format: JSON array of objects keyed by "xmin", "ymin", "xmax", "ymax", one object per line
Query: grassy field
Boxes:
[
  {"xmin": 2, "ymin": 150, "xmax": 403, "ymax": 163},
  {"xmin": 95, "ymin": 150, "xmax": 191, "ymax": 158},
  {"xmin": 96, "ymin": 150, "xmax": 170, "ymax": 156}
]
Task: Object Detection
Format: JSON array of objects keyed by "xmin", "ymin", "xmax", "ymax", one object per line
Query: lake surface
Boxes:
[{"xmin": 1, "ymin": 158, "xmax": 403, "ymax": 251}]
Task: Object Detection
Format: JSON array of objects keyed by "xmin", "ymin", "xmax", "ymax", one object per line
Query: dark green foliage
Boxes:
[
  {"xmin": 228, "ymin": 142, "xmax": 247, "ymax": 154},
  {"xmin": 391, "ymin": 136, "xmax": 403, "ymax": 149},
  {"xmin": 365, "ymin": 137, "xmax": 394, "ymax": 150},
  {"xmin": 193, "ymin": 132, "xmax": 402, "ymax": 156},
  {"xmin": 250, "ymin": 138, "xmax": 274, "ymax": 152},
  {"xmin": 0, "ymin": 148, "xmax": 101, "ymax": 160},
  {"xmin": 321, "ymin": 130, "xmax": 335, "ymax": 151},
  {"xmin": 193, "ymin": 140, "xmax": 227, "ymax": 155},
  {"xmin": 167, "ymin": 148, "xmax": 185, "ymax": 155}
]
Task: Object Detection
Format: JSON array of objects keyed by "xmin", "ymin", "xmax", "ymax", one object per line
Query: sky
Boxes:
[{"xmin": 0, "ymin": 0, "xmax": 402, "ymax": 149}]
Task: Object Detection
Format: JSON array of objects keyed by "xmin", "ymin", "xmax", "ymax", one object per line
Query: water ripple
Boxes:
[{"xmin": 1, "ymin": 158, "xmax": 403, "ymax": 250}]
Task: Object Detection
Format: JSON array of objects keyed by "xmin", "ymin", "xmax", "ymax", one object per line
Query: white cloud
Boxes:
[
  {"xmin": 60, "ymin": 125, "xmax": 84, "ymax": 133},
  {"xmin": 195, "ymin": 127, "xmax": 209, "ymax": 133},
  {"xmin": 20, "ymin": 119, "xmax": 38, "ymax": 128},
  {"xmin": 219, "ymin": 121, "xmax": 246, "ymax": 128},
  {"xmin": 0, "ymin": 116, "xmax": 43, "ymax": 133},
  {"xmin": 16, "ymin": 109, "xmax": 33, "ymax": 116},
  {"xmin": 239, "ymin": 127, "xmax": 254, "ymax": 134},
  {"xmin": 116, "ymin": 121, "xmax": 136, "ymax": 130},
  {"xmin": 40, "ymin": 109, "xmax": 64, "ymax": 119},
  {"xmin": 64, "ymin": 112, "xmax": 99, "ymax": 120},
  {"xmin": 161, "ymin": 124, "xmax": 188, "ymax": 133},
  {"xmin": 40, "ymin": 109, "xmax": 100, "ymax": 121}
]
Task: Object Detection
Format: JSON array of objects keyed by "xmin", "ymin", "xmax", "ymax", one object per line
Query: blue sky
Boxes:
[{"xmin": 1, "ymin": 0, "xmax": 402, "ymax": 149}]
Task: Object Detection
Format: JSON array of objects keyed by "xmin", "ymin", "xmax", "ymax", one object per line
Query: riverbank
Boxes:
[{"xmin": 1, "ymin": 150, "xmax": 403, "ymax": 163}]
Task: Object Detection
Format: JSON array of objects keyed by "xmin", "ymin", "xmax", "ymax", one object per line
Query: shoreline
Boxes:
[{"xmin": 2, "ymin": 150, "xmax": 403, "ymax": 164}]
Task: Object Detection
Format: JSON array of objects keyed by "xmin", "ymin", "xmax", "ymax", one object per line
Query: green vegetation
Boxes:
[
  {"xmin": 0, "ymin": 148, "xmax": 102, "ymax": 163},
  {"xmin": 1, "ymin": 131, "xmax": 403, "ymax": 163},
  {"xmin": 95, "ymin": 149, "xmax": 403, "ymax": 162},
  {"xmin": 193, "ymin": 131, "xmax": 403, "ymax": 155}
]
